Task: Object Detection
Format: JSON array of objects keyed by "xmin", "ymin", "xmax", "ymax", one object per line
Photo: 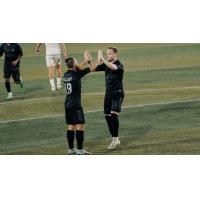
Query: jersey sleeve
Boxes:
[
  {"xmin": 0, "ymin": 44, "xmax": 3, "ymax": 57},
  {"xmin": 95, "ymin": 63, "xmax": 106, "ymax": 71},
  {"xmin": 17, "ymin": 44, "xmax": 23, "ymax": 57},
  {"xmin": 76, "ymin": 67, "xmax": 91, "ymax": 78}
]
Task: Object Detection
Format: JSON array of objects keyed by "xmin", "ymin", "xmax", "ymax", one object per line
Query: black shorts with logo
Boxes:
[
  {"xmin": 104, "ymin": 89, "xmax": 125, "ymax": 115},
  {"xmin": 65, "ymin": 106, "xmax": 85, "ymax": 125},
  {"xmin": 4, "ymin": 68, "xmax": 20, "ymax": 83}
]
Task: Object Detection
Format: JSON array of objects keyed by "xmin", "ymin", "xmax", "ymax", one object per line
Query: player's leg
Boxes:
[
  {"xmin": 65, "ymin": 107, "xmax": 77, "ymax": 154},
  {"xmin": 46, "ymin": 56, "xmax": 56, "ymax": 91},
  {"xmin": 56, "ymin": 65, "xmax": 62, "ymax": 89},
  {"xmin": 12, "ymin": 70, "xmax": 23, "ymax": 88},
  {"xmin": 104, "ymin": 96, "xmax": 113, "ymax": 137},
  {"xmin": 104, "ymin": 95, "xmax": 121, "ymax": 149},
  {"xmin": 55, "ymin": 56, "xmax": 62, "ymax": 89},
  {"xmin": 4, "ymin": 71, "xmax": 13, "ymax": 99},
  {"xmin": 108, "ymin": 95, "xmax": 124, "ymax": 149},
  {"xmin": 76, "ymin": 123, "xmax": 85, "ymax": 151},
  {"xmin": 75, "ymin": 108, "xmax": 91, "ymax": 155},
  {"xmin": 107, "ymin": 111, "xmax": 120, "ymax": 150},
  {"xmin": 67, "ymin": 124, "xmax": 77, "ymax": 155},
  {"xmin": 76, "ymin": 123, "xmax": 91, "ymax": 155},
  {"xmin": 48, "ymin": 66, "xmax": 56, "ymax": 91}
]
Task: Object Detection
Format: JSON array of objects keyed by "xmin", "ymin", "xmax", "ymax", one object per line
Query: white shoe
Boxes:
[
  {"xmin": 51, "ymin": 87, "xmax": 56, "ymax": 92},
  {"xmin": 68, "ymin": 149, "xmax": 76, "ymax": 155},
  {"xmin": 57, "ymin": 85, "xmax": 62, "ymax": 90},
  {"xmin": 108, "ymin": 138, "xmax": 121, "ymax": 150},
  {"xmin": 6, "ymin": 92, "xmax": 13, "ymax": 100},
  {"xmin": 76, "ymin": 149, "xmax": 92, "ymax": 155}
]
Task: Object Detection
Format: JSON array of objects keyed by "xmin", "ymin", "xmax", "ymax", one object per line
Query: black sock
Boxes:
[
  {"xmin": 111, "ymin": 113, "xmax": 119, "ymax": 137},
  {"xmin": 76, "ymin": 130, "xmax": 84, "ymax": 150},
  {"xmin": 105, "ymin": 115, "xmax": 114, "ymax": 137},
  {"xmin": 5, "ymin": 81, "xmax": 11, "ymax": 93},
  {"xmin": 67, "ymin": 130, "xmax": 75, "ymax": 149}
]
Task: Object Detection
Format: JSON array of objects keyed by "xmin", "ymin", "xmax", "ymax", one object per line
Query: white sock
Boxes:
[
  {"xmin": 57, "ymin": 77, "xmax": 62, "ymax": 86},
  {"xmin": 49, "ymin": 79, "xmax": 55, "ymax": 89},
  {"xmin": 113, "ymin": 137, "xmax": 119, "ymax": 141}
]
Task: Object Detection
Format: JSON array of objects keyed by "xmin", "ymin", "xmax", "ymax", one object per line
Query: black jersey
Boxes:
[
  {"xmin": 96, "ymin": 60, "xmax": 124, "ymax": 95},
  {"xmin": 63, "ymin": 68, "xmax": 91, "ymax": 108},
  {"xmin": 0, "ymin": 43, "xmax": 23, "ymax": 71}
]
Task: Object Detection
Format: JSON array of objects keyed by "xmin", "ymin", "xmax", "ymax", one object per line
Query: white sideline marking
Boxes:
[
  {"xmin": 1, "ymin": 98, "xmax": 200, "ymax": 124},
  {"xmin": 1, "ymin": 85, "xmax": 200, "ymax": 105}
]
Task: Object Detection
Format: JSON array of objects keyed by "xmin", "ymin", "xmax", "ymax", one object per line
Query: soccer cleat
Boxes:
[
  {"xmin": 76, "ymin": 149, "xmax": 92, "ymax": 155},
  {"xmin": 6, "ymin": 92, "xmax": 13, "ymax": 100},
  {"xmin": 67, "ymin": 149, "xmax": 77, "ymax": 155},
  {"xmin": 108, "ymin": 138, "xmax": 121, "ymax": 150},
  {"xmin": 57, "ymin": 85, "xmax": 62, "ymax": 90}
]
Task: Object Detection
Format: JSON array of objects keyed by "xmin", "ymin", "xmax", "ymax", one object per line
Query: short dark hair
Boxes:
[
  {"xmin": 107, "ymin": 47, "xmax": 118, "ymax": 54},
  {"xmin": 65, "ymin": 57, "xmax": 74, "ymax": 68}
]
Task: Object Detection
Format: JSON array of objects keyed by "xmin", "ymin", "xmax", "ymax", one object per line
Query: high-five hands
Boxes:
[
  {"xmin": 98, "ymin": 50, "xmax": 104, "ymax": 63},
  {"xmin": 84, "ymin": 51, "xmax": 92, "ymax": 63}
]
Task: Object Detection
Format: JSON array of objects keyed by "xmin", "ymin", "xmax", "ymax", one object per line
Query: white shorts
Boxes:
[{"xmin": 46, "ymin": 54, "xmax": 61, "ymax": 68}]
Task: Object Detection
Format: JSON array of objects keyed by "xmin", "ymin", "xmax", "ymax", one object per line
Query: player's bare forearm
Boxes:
[
  {"xmin": 101, "ymin": 57, "xmax": 118, "ymax": 70},
  {"xmin": 12, "ymin": 55, "xmax": 22, "ymax": 66},
  {"xmin": 76, "ymin": 51, "xmax": 93, "ymax": 70},
  {"xmin": 98, "ymin": 49, "xmax": 117, "ymax": 70},
  {"xmin": 78, "ymin": 62, "xmax": 87, "ymax": 69},
  {"xmin": 16, "ymin": 55, "xmax": 22, "ymax": 63},
  {"xmin": 89, "ymin": 63, "xmax": 98, "ymax": 72},
  {"xmin": 77, "ymin": 59, "xmax": 91, "ymax": 70}
]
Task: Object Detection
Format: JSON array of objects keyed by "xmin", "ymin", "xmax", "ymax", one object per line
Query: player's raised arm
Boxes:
[
  {"xmin": 35, "ymin": 43, "xmax": 42, "ymax": 55},
  {"xmin": 87, "ymin": 51, "xmax": 106, "ymax": 71},
  {"xmin": 76, "ymin": 51, "xmax": 92, "ymax": 70},
  {"xmin": 59, "ymin": 43, "xmax": 67, "ymax": 59},
  {"xmin": 98, "ymin": 50, "xmax": 118, "ymax": 70}
]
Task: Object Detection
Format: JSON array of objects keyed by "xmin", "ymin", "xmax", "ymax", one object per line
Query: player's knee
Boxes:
[
  {"xmin": 56, "ymin": 65, "xmax": 61, "ymax": 69},
  {"xmin": 77, "ymin": 124, "xmax": 85, "ymax": 131},
  {"xmin": 68, "ymin": 125, "xmax": 76, "ymax": 131}
]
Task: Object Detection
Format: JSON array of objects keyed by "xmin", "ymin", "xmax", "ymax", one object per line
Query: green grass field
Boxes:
[{"xmin": 1, "ymin": 43, "xmax": 200, "ymax": 155}]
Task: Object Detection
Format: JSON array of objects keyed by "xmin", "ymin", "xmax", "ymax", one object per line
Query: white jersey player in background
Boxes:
[{"xmin": 35, "ymin": 43, "xmax": 67, "ymax": 91}]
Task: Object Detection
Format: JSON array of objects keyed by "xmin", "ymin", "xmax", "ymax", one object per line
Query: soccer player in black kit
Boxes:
[
  {"xmin": 91, "ymin": 47, "xmax": 124, "ymax": 150},
  {"xmin": 63, "ymin": 52, "xmax": 92, "ymax": 155},
  {"xmin": 0, "ymin": 43, "xmax": 23, "ymax": 99}
]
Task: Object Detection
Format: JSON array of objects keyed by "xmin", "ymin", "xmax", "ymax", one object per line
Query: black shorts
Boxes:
[
  {"xmin": 4, "ymin": 70, "xmax": 20, "ymax": 83},
  {"xmin": 65, "ymin": 106, "xmax": 85, "ymax": 125},
  {"xmin": 104, "ymin": 90, "xmax": 124, "ymax": 115}
]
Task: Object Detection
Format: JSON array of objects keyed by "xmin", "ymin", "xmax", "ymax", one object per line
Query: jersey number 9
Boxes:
[{"xmin": 66, "ymin": 83, "xmax": 72, "ymax": 94}]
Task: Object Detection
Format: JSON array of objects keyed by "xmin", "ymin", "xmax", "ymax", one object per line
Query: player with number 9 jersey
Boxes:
[
  {"xmin": 63, "ymin": 61, "xmax": 91, "ymax": 123},
  {"xmin": 63, "ymin": 56, "xmax": 92, "ymax": 155}
]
